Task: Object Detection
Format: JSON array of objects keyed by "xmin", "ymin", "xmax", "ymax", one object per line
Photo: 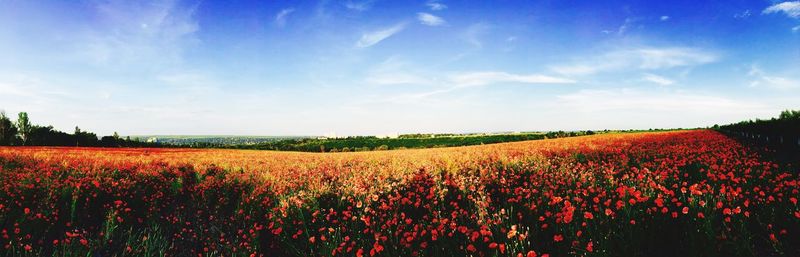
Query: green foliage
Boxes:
[
  {"xmin": 228, "ymin": 132, "xmax": 606, "ymax": 152},
  {"xmin": 779, "ymin": 109, "xmax": 800, "ymax": 119},
  {"xmin": 717, "ymin": 109, "xmax": 800, "ymax": 146},
  {"xmin": 0, "ymin": 110, "xmax": 169, "ymax": 147},
  {"xmin": 0, "ymin": 111, "xmax": 17, "ymax": 146},
  {"xmin": 16, "ymin": 112, "xmax": 31, "ymax": 145}
]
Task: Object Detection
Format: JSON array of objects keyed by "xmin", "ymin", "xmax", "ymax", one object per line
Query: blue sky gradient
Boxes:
[{"xmin": 1, "ymin": 0, "xmax": 798, "ymax": 136}]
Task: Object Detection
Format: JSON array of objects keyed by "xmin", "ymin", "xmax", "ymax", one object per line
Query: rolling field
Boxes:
[{"xmin": 0, "ymin": 130, "xmax": 798, "ymax": 257}]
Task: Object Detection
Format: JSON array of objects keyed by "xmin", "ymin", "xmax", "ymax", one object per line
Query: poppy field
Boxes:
[{"xmin": 0, "ymin": 130, "xmax": 798, "ymax": 257}]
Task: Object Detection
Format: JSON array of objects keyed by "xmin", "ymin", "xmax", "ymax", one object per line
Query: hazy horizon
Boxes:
[{"xmin": 1, "ymin": 0, "xmax": 798, "ymax": 136}]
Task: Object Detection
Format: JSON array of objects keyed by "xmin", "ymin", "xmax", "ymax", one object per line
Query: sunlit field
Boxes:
[{"xmin": 1, "ymin": 130, "xmax": 798, "ymax": 257}]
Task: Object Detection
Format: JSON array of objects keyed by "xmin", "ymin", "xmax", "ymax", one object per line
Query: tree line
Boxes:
[
  {"xmin": 0, "ymin": 111, "xmax": 158, "ymax": 147},
  {"xmin": 218, "ymin": 131, "xmax": 603, "ymax": 152},
  {"xmin": 715, "ymin": 109, "xmax": 800, "ymax": 147}
]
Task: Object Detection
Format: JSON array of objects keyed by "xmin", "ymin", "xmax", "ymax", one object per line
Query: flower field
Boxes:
[{"xmin": 0, "ymin": 130, "xmax": 798, "ymax": 257}]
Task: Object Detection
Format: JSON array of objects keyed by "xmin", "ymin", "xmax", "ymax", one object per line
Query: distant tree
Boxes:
[
  {"xmin": 72, "ymin": 126, "xmax": 98, "ymax": 147},
  {"xmin": 779, "ymin": 109, "xmax": 800, "ymax": 119},
  {"xmin": 74, "ymin": 126, "xmax": 82, "ymax": 146},
  {"xmin": 0, "ymin": 111, "xmax": 18, "ymax": 145},
  {"xmin": 100, "ymin": 136, "xmax": 117, "ymax": 147},
  {"xmin": 28, "ymin": 125, "xmax": 73, "ymax": 146},
  {"xmin": 16, "ymin": 112, "xmax": 31, "ymax": 145}
]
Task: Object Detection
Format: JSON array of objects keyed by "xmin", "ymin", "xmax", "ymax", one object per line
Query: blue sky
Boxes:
[{"xmin": 0, "ymin": 0, "xmax": 798, "ymax": 136}]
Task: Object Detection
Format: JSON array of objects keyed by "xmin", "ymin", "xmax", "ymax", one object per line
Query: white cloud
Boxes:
[
  {"xmin": 551, "ymin": 47, "xmax": 718, "ymax": 75},
  {"xmin": 0, "ymin": 81, "xmax": 33, "ymax": 97},
  {"xmin": 366, "ymin": 73, "xmax": 432, "ymax": 85},
  {"xmin": 158, "ymin": 72, "xmax": 216, "ymax": 88},
  {"xmin": 0, "ymin": 74, "xmax": 75, "ymax": 117},
  {"xmin": 557, "ymin": 88, "xmax": 766, "ymax": 114},
  {"xmin": 763, "ymin": 1, "xmax": 800, "ymax": 18},
  {"xmin": 426, "ymin": 1, "xmax": 447, "ymax": 11},
  {"xmin": 366, "ymin": 70, "xmax": 575, "ymax": 104},
  {"xmin": 660, "ymin": 16, "xmax": 670, "ymax": 21},
  {"xmin": 734, "ymin": 10, "xmax": 752, "ymax": 19},
  {"xmin": 617, "ymin": 18, "xmax": 635, "ymax": 35},
  {"xmin": 748, "ymin": 64, "xmax": 764, "ymax": 76},
  {"xmin": 418, "ymin": 12, "xmax": 445, "ymax": 26},
  {"xmin": 642, "ymin": 73, "xmax": 675, "ymax": 86},
  {"xmin": 751, "ymin": 76, "xmax": 799, "ymax": 89},
  {"xmin": 274, "ymin": 8, "xmax": 295, "ymax": 27},
  {"xmin": 345, "ymin": 0, "xmax": 375, "ymax": 11},
  {"xmin": 450, "ymin": 71, "xmax": 575, "ymax": 87},
  {"xmin": 80, "ymin": 0, "xmax": 199, "ymax": 66},
  {"xmin": 355, "ymin": 23, "xmax": 406, "ymax": 48},
  {"xmin": 464, "ymin": 23, "xmax": 490, "ymax": 48},
  {"xmin": 793, "ymin": 25, "xmax": 800, "ymax": 32},
  {"xmin": 551, "ymin": 88, "xmax": 776, "ymax": 129},
  {"xmin": 363, "ymin": 57, "xmax": 432, "ymax": 85},
  {"xmin": 748, "ymin": 65, "xmax": 799, "ymax": 90}
]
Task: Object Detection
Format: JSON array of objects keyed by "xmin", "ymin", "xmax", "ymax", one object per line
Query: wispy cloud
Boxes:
[
  {"xmin": 363, "ymin": 57, "xmax": 432, "ymax": 85},
  {"xmin": 734, "ymin": 10, "xmax": 752, "ymax": 19},
  {"xmin": 345, "ymin": 0, "xmax": 376, "ymax": 11},
  {"xmin": 274, "ymin": 8, "xmax": 295, "ymax": 27},
  {"xmin": 0, "ymin": 74, "xmax": 74, "ymax": 108},
  {"xmin": 617, "ymin": 18, "xmax": 636, "ymax": 35},
  {"xmin": 0, "ymin": 79, "xmax": 36, "ymax": 97},
  {"xmin": 557, "ymin": 88, "xmax": 766, "ymax": 113},
  {"xmin": 80, "ymin": 0, "xmax": 200, "ymax": 66},
  {"xmin": 551, "ymin": 47, "xmax": 718, "ymax": 75},
  {"xmin": 366, "ymin": 73, "xmax": 432, "ymax": 85},
  {"xmin": 642, "ymin": 73, "xmax": 674, "ymax": 86},
  {"xmin": 750, "ymin": 76, "xmax": 799, "ymax": 89},
  {"xmin": 356, "ymin": 22, "xmax": 406, "ymax": 48},
  {"xmin": 426, "ymin": 0, "xmax": 447, "ymax": 11},
  {"xmin": 550, "ymin": 88, "xmax": 776, "ymax": 129},
  {"xmin": 464, "ymin": 23, "xmax": 490, "ymax": 48},
  {"xmin": 748, "ymin": 65, "xmax": 799, "ymax": 90},
  {"xmin": 158, "ymin": 72, "xmax": 219, "ymax": 93},
  {"xmin": 450, "ymin": 71, "xmax": 575, "ymax": 87},
  {"xmin": 363, "ymin": 56, "xmax": 572, "ymax": 88},
  {"xmin": 366, "ymin": 71, "xmax": 574, "ymax": 105},
  {"xmin": 763, "ymin": 1, "xmax": 800, "ymax": 18},
  {"xmin": 660, "ymin": 16, "xmax": 670, "ymax": 21},
  {"xmin": 418, "ymin": 12, "xmax": 445, "ymax": 26}
]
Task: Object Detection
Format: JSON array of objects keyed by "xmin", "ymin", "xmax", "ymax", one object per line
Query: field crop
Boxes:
[{"xmin": 0, "ymin": 130, "xmax": 798, "ymax": 257}]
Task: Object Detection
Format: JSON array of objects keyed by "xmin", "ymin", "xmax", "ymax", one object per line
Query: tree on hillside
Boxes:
[
  {"xmin": 0, "ymin": 111, "xmax": 18, "ymax": 145},
  {"xmin": 16, "ymin": 112, "xmax": 31, "ymax": 145}
]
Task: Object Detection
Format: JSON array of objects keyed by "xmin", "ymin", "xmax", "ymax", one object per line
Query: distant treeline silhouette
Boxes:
[
  {"xmin": 4, "ymin": 108, "xmax": 797, "ymax": 151},
  {"xmin": 219, "ymin": 131, "xmax": 601, "ymax": 152},
  {"xmin": 0, "ymin": 111, "xmax": 157, "ymax": 147},
  {"xmin": 716, "ymin": 109, "xmax": 800, "ymax": 147}
]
